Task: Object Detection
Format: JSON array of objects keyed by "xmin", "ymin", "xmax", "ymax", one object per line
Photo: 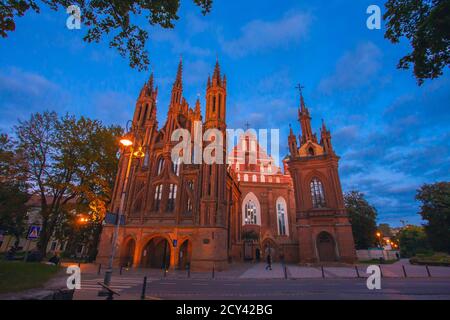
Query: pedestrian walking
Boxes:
[{"xmin": 265, "ymin": 253, "xmax": 272, "ymax": 270}]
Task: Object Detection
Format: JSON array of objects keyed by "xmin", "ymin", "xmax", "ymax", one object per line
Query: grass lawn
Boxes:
[
  {"xmin": 358, "ymin": 259, "xmax": 398, "ymax": 265},
  {"xmin": 0, "ymin": 261, "xmax": 60, "ymax": 294},
  {"xmin": 410, "ymin": 252, "xmax": 450, "ymax": 266}
]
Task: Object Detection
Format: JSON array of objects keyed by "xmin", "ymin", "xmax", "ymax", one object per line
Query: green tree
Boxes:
[
  {"xmin": 344, "ymin": 191, "xmax": 378, "ymax": 249},
  {"xmin": 0, "ymin": 183, "xmax": 29, "ymax": 245},
  {"xmin": 0, "ymin": 134, "xmax": 30, "ymax": 246},
  {"xmin": 397, "ymin": 225, "xmax": 430, "ymax": 257},
  {"xmin": 384, "ymin": 0, "xmax": 450, "ymax": 85},
  {"xmin": 15, "ymin": 111, "xmax": 122, "ymax": 256},
  {"xmin": 416, "ymin": 182, "xmax": 450, "ymax": 253},
  {"xmin": 378, "ymin": 223, "xmax": 393, "ymax": 237},
  {"xmin": 0, "ymin": 0, "xmax": 213, "ymax": 70}
]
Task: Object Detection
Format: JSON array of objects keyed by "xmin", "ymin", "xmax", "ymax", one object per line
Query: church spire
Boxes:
[
  {"xmin": 174, "ymin": 58, "xmax": 183, "ymax": 89},
  {"xmin": 295, "ymin": 85, "xmax": 314, "ymax": 144},
  {"xmin": 212, "ymin": 58, "xmax": 222, "ymax": 86},
  {"xmin": 288, "ymin": 124, "xmax": 298, "ymax": 157},
  {"xmin": 320, "ymin": 118, "xmax": 334, "ymax": 154},
  {"xmin": 170, "ymin": 58, "xmax": 183, "ymax": 106}
]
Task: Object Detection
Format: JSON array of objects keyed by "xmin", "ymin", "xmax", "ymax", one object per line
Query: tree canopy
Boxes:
[
  {"xmin": 397, "ymin": 225, "xmax": 430, "ymax": 257},
  {"xmin": 14, "ymin": 111, "xmax": 123, "ymax": 254},
  {"xmin": 0, "ymin": 0, "xmax": 213, "ymax": 70},
  {"xmin": 344, "ymin": 191, "xmax": 378, "ymax": 249},
  {"xmin": 0, "ymin": 134, "xmax": 30, "ymax": 243},
  {"xmin": 384, "ymin": 0, "xmax": 450, "ymax": 85},
  {"xmin": 416, "ymin": 182, "xmax": 450, "ymax": 253}
]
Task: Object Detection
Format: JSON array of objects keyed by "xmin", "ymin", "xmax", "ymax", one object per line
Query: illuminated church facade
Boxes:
[{"xmin": 96, "ymin": 60, "xmax": 356, "ymax": 270}]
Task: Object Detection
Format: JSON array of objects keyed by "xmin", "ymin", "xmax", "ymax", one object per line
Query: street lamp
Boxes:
[{"xmin": 102, "ymin": 129, "xmax": 144, "ymax": 289}]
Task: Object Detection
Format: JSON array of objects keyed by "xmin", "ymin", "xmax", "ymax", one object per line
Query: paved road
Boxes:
[{"xmin": 74, "ymin": 275, "xmax": 450, "ymax": 300}]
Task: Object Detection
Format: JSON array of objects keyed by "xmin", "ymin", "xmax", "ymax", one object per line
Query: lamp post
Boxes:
[
  {"xmin": 376, "ymin": 231, "xmax": 382, "ymax": 248},
  {"xmin": 102, "ymin": 129, "xmax": 144, "ymax": 288}
]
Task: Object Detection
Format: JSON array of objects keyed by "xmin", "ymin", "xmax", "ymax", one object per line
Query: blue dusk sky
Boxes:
[{"xmin": 0, "ymin": 1, "xmax": 449, "ymax": 226}]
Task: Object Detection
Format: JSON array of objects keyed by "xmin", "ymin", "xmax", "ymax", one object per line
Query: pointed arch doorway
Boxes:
[
  {"xmin": 141, "ymin": 237, "xmax": 171, "ymax": 269},
  {"xmin": 317, "ymin": 232, "xmax": 337, "ymax": 262},
  {"xmin": 120, "ymin": 238, "xmax": 136, "ymax": 267},
  {"xmin": 178, "ymin": 240, "xmax": 191, "ymax": 270}
]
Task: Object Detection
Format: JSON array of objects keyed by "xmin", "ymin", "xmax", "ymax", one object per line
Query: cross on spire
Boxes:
[
  {"xmin": 296, "ymin": 83, "xmax": 307, "ymax": 112},
  {"xmin": 295, "ymin": 83, "xmax": 305, "ymax": 97},
  {"xmin": 244, "ymin": 121, "xmax": 251, "ymax": 131}
]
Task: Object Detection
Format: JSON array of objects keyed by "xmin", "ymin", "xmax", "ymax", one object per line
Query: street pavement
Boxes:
[{"xmin": 72, "ymin": 261, "xmax": 450, "ymax": 300}]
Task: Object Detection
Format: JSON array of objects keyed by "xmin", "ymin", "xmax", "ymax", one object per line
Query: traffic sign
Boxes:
[{"xmin": 27, "ymin": 225, "xmax": 41, "ymax": 240}]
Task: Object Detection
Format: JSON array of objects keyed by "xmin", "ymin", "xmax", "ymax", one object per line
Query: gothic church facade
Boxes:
[{"xmin": 96, "ymin": 60, "xmax": 356, "ymax": 270}]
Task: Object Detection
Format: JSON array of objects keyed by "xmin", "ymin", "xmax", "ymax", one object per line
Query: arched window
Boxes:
[
  {"xmin": 154, "ymin": 184, "xmax": 163, "ymax": 211},
  {"xmin": 308, "ymin": 147, "xmax": 315, "ymax": 156},
  {"xmin": 167, "ymin": 184, "xmax": 177, "ymax": 211},
  {"xmin": 276, "ymin": 197, "xmax": 288, "ymax": 236},
  {"xmin": 143, "ymin": 151, "xmax": 150, "ymax": 168},
  {"xmin": 244, "ymin": 174, "xmax": 248, "ymax": 182},
  {"xmin": 157, "ymin": 157, "xmax": 164, "ymax": 175},
  {"xmin": 173, "ymin": 158, "xmax": 181, "ymax": 176},
  {"xmin": 242, "ymin": 192, "xmax": 261, "ymax": 226},
  {"xmin": 310, "ymin": 178, "xmax": 326, "ymax": 208},
  {"xmin": 252, "ymin": 174, "xmax": 257, "ymax": 182},
  {"xmin": 260, "ymin": 175, "xmax": 265, "ymax": 183},
  {"xmin": 244, "ymin": 200, "xmax": 258, "ymax": 225},
  {"xmin": 186, "ymin": 198, "xmax": 193, "ymax": 215},
  {"xmin": 237, "ymin": 174, "xmax": 241, "ymax": 181}
]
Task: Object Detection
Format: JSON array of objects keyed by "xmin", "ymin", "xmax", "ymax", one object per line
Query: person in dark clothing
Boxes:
[
  {"xmin": 255, "ymin": 248, "xmax": 261, "ymax": 262},
  {"xmin": 265, "ymin": 253, "xmax": 272, "ymax": 270},
  {"xmin": 48, "ymin": 252, "xmax": 60, "ymax": 265}
]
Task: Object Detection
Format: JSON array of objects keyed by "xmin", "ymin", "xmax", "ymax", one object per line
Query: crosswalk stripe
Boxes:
[
  {"xmin": 81, "ymin": 284, "xmax": 132, "ymax": 288},
  {"xmin": 82, "ymin": 280, "xmax": 142, "ymax": 285},
  {"xmin": 78, "ymin": 287, "xmax": 124, "ymax": 292}
]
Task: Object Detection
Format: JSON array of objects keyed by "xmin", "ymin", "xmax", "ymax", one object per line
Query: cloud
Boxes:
[
  {"xmin": 318, "ymin": 42, "xmax": 382, "ymax": 94},
  {"xmin": 152, "ymin": 28, "xmax": 211, "ymax": 57},
  {"xmin": 185, "ymin": 12, "xmax": 210, "ymax": 35},
  {"xmin": 220, "ymin": 11, "xmax": 313, "ymax": 58},
  {"xmin": 90, "ymin": 91, "xmax": 134, "ymax": 126},
  {"xmin": 0, "ymin": 67, "xmax": 70, "ymax": 131}
]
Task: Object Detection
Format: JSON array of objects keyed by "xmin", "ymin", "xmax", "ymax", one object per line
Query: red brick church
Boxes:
[{"xmin": 96, "ymin": 60, "xmax": 356, "ymax": 270}]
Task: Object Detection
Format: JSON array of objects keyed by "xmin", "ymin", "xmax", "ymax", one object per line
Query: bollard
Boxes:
[
  {"xmin": 163, "ymin": 267, "xmax": 167, "ymax": 278},
  {"xmin": 212, "ymin": 264, "xmax": 215, "ymax": 279},
  {"xmin": 283, "ymin": 265, "xmax": 288, "ymax": 280},
  {"xmin": 402, "ymin": 265, "xmax": 407, "ymax": 278},
  {"xmin": 141, "ymin": 276, "xmax": 147, "ymax": 300},
  {"xmin": 321, "ymin": 266, "xmax": 325, "ymax": 278},
  {"xmin": 97, "ymin": 264, "xmax": 102, "ymax": 275},
  {"xmin": 187, "ymin": 264, "xmax": 191, "ymax": 278},
  {"xmin": 355, "ymin": 265, "xmax": 360, "ymax": 278},
  {"xmin": 379, "ymin": 265, "xmax": 383, "ymax": 278},
  {"xmin": 426, "ymin": 265, "xmax": 431, "ymax": 278},
  {"xmin": 120, "ymin": 266, "xmax": 123, "ymax": 275}
]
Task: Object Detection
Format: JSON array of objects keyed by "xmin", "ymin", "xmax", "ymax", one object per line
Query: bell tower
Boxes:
[
  {"xmin": 287, "ymin": 89, "xmax": 356, "ymax": 263},
  {"xmin": 194, "ymin": 59, "xmax": 229, "ymax": 271}
]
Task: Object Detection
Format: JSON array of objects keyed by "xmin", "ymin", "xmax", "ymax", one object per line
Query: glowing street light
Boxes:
[
  {"xmin": 119, "ymin": 138, "xmax": 133, "ymax": 147},
  {"xmin": 102, "ymin": 127, "xmax": 145, "ymax": 290}
]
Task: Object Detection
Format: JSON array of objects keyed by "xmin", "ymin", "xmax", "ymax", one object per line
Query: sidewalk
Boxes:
[{"xmin": 70, "ymin": 261, "xmax": 450, "ymax": 280}]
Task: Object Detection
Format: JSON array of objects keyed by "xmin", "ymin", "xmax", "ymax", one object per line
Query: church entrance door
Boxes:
[
  {"xmin": 317, "ymin": 232, "xmax": 337, "ymax": 262},
  {"xmin": 142, "ymin": 237, "xmax": 171, "ymax": 269}
]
